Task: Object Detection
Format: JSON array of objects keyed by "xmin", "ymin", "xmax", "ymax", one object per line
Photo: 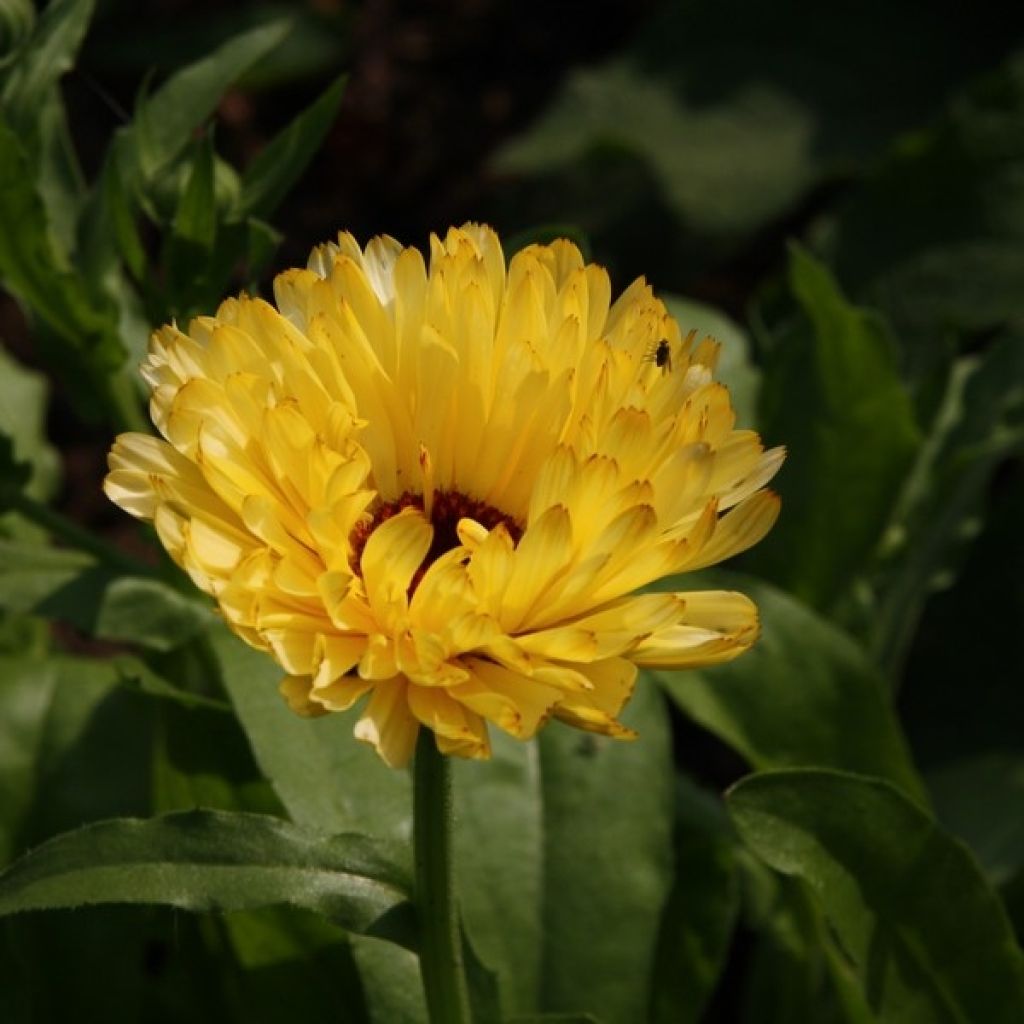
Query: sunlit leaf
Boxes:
[
  {"xmin": 729, "ymin": 769, "xmax": 1024, "ymax": 1023},
  {"xmin": 0, "ymin": 809, "xmax": 414, "ymax": 946},
  {"xmin": 130, "ymin": 20, "xmax": 290, "ymax": 186},
  {"xmin": 652, "ymin": 571, "xmax": 926, "ymax": 803}
]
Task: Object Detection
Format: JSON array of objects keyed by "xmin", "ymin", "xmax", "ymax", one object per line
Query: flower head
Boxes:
[{"xmin": 105, "ymin": 225, "xmax": 782, "ymax": 766}]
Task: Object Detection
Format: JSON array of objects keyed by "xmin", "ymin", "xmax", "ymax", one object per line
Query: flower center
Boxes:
[{"xmin": 350, "ymin": 490, "xmax": 523, "ymax": 588}]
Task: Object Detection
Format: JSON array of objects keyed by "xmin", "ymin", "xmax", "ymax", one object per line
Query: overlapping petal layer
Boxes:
[{"xmin": 106, "ymin": 225, "xmax": 782, "ymax": 766}]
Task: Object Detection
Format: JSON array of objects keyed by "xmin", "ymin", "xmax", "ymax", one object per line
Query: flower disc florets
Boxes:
[{"xmin": 105, "ymin": 224, "xmax": 783, "ymax": 766}]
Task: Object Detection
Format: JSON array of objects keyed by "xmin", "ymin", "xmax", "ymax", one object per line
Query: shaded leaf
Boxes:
[
  {"xmin": 350, "ymin": 934, "xmax": 428, "ymax": 1024},
  {"xmin": 0, "ymin": 0, "xmax": 93, "ymax": 140},
  {"xmin": 652, "ymin": 571, "xmax": 925, "ymax": 803},
  {"xmin": 865, "ymin": 329, "xmax": 1024, "ymax": 675},
  {"xmin": 212, "ymin": 626, "xmax": 411, "ymax": 841},
  {"xmin": 537, "ymin": 681, "xmax": 674, "ymax": 1023},
  {"xmin": 729, "ymin": 769, "xmax": 1024, "ymax": 1023},
  {"xmin": 0, "ymin": 809, "xmax": 414, "ymax": 946},
  {"xmin": 748, "ymin": 247, "xmax": 921, "ymax": 611},
  {"xmin": 649, "ymin": 776, "xmax": 740, "ymax": 1024},
  {"xmin": 928, "ymin": 753, "xmax": 1024, "ymax": 887},
  {"xmin": 236, "ymin": 73, "xmax": 347, "ymax": 219},
  {"xmin": 453, "ymin": 733, "xmax": 543, "ymax": 1016}
]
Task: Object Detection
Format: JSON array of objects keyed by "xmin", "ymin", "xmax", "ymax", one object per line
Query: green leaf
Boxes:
[
  {"xmin": 0, "ymin": 0, "xmax": 93, "ymax": 140},
  {"xmin": 653, "ymin": 571, "xmax": 925, "ymax": 803},
  {"xmin": 0, "ymin": 653, "xmax": 155, "ymax": 865},
  {"xmin": 453, "ymin": 733, "xmax": 543, "ymax": 1016},
  {"xmin": 130, "ymin": 20, "xmax": 290, "ymax": 186},
  {"xmin": 0, "ymin": 540, "xmax": 213, "ymax": 651},
  {"xmin": 729, "ymin": 769, "xmax": 1024, "ymax": 1023},
  {"xmin": 748, "ymin": 247, "xmax": 921, "ymax": 611},
  {"xmin": 0, "ymin": 116, "xmax": 122, "ymax": 370},
  {"xmin": 0, "ymin": 347, "xmax": 58, "ymax": 502},
  {"xmin": 217, "ymin": 908, "xmax": 372, "ymax": 1024},
  {"xmin": 236, "ymin": 73, "xmax": 347, "ymax": 219},
  {"xmin": 663, "ymin": 294, "xmax": 761, "ymax": 427},
  {"xmin": 928, "ymin": 753, "xmax": 1024, "ymax": 887},
  {"xmin": 866, "ymin": 329, "xmax": 1024, "ymax": 675},
  {"xmin": 0, "ymin": 655, "xmax": 58, "ymax": 863},
  {"xmin": 0, "ymin": 0, "xmax": 35, "ymax": 70},
  {"xmin": 211, "ymin": 626, "xmax": 411, "ymax": 841},
  {"xmin": 536, "ymin": 681, "xmax": 675, "ymax": 1022},
  {"xmin": 350, "ymin": 935, "xmax": 428, "ymax": 1024},
  {"xmin": 738, "ymin": 870, "xmax": 876, "ymax": 1024},
  {"xmin": 0, "ymin": 809, "xmax": 414, "ymax": 944},
  {"xmin": 94, "ymin": 577, "xmax": 215, "ymax": 651},
  {"xmin": 649, "ymin": 776, "xmax": 740, "ymax": 1024}
]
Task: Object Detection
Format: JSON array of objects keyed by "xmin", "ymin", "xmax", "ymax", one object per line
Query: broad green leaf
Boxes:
[
  {"xmin": 212, "ymin": 626, "xmax": 411, "ymax": 841},
  {"xmin": 738, "ymin": 869, "xmax": 876, "ymax": 1024},
  {"xmin": 0, "ymin": 809, "xmax": 413, "ymax": 945},
  {"xmin": 649, "ymin": 776, "xmax": 740, "ymax": 1024},
  {"xmin": 652, "ymin": 571, "xmax": 925, "ymax": 803},
  {"xmin": 217, "ymin": 908, "xmax": 372, "ymax": 1024},
  {"xmin": 928, "ymin": 754, "xmax": 1024, "ymax": 887},
  {"xmin": 537, "ymin": 681, "xmax": 675, "ymax": 1023},
  {"xmin": 0, "ymin": 653, "xmax": 154, "ymax": 865},
  {"xmin": 453, "ymin": 733, "xmax": 543, "ymax": 1015},
  {"xmin": 0, "ymin": 346, "xmax": 59, "ymax": 501},
  {"xmin": 0, "ymin": 0, "xmax": 93, "ymax": 141},
  {"xmin": 151, "ymin": 699, "xmax": 280, "ymax": 817},
  {"xmin": 663, "ymin": 294, "xmax": 761, "ymax": 427},
  {"xmin": 94, "ymin": 576, "xmax": 215, "ymax": 651},
  {"xmin": 0, "ymin": 541, "xmax": 212, "ymax": 651},
  {"xmin": 748, "ymin": 247, "xmax": 921, "ymax": 611},
  {"xmin": 1, "ymin": 906, "xmax": 234, "ymax": 1024},
  {"xmin": 865, "ymin": 329, "xmax": 1024, "ymax": 675},
  {"xmin": 897, "ymin": 462, "xmax": 1024, "ymax": 768},
  {"xmin": 131, "ymin": 20, "xmax": 290, "ymax": 185},
  {"xmin": 729, "ymin": 769, "xmax": 1024, "ymax": 1023},
  {"xmin": 350, "ymin": 934, "xmax": 428, "ymax": 1024},
  {"xmin": 0, "ymin": 655, "xmax": 58, "ymax": 863},
  {"xmin": 236, "ymin": 73, "xmax": 347, "ymax": 219}
]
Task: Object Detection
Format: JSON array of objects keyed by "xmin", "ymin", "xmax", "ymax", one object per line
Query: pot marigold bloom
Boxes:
[{"xmin": 105, "ymin": 225, "xmax": 783, "ymax": 767}]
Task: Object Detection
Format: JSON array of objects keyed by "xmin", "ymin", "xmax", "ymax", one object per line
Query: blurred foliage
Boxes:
[{"xmin": 0, "ymin": 1, "xmax": 1023, "ymax": 1022}]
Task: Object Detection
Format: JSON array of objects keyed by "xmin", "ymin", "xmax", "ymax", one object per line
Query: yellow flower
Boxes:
[{"xmin": 105, "ymin": 225, "xmax": 782, "ymax": 767}]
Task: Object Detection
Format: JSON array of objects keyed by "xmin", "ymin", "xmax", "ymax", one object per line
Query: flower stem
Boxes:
[{"xmin": 414, "ymin": 730, "xmax": 472, "ymax": 1024}]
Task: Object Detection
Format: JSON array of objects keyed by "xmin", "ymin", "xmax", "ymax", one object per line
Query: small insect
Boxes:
[{"xmin": 645, "ymin": 338, "xmax": 673, "ymax": 373}]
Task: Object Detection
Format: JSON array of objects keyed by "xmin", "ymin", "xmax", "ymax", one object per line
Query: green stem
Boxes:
[
  {"xmin": 414, "ymin": 731, "xmax": 472, "ymax": 1024},
  {"xmin": 9, "ymin": 490, "xmax": 162, "ymax": 580}
]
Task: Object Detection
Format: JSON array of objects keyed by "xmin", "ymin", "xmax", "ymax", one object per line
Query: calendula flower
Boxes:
[{"xmin": 105, "ymin": 225, "xmax": 782, "ymax": 767}]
